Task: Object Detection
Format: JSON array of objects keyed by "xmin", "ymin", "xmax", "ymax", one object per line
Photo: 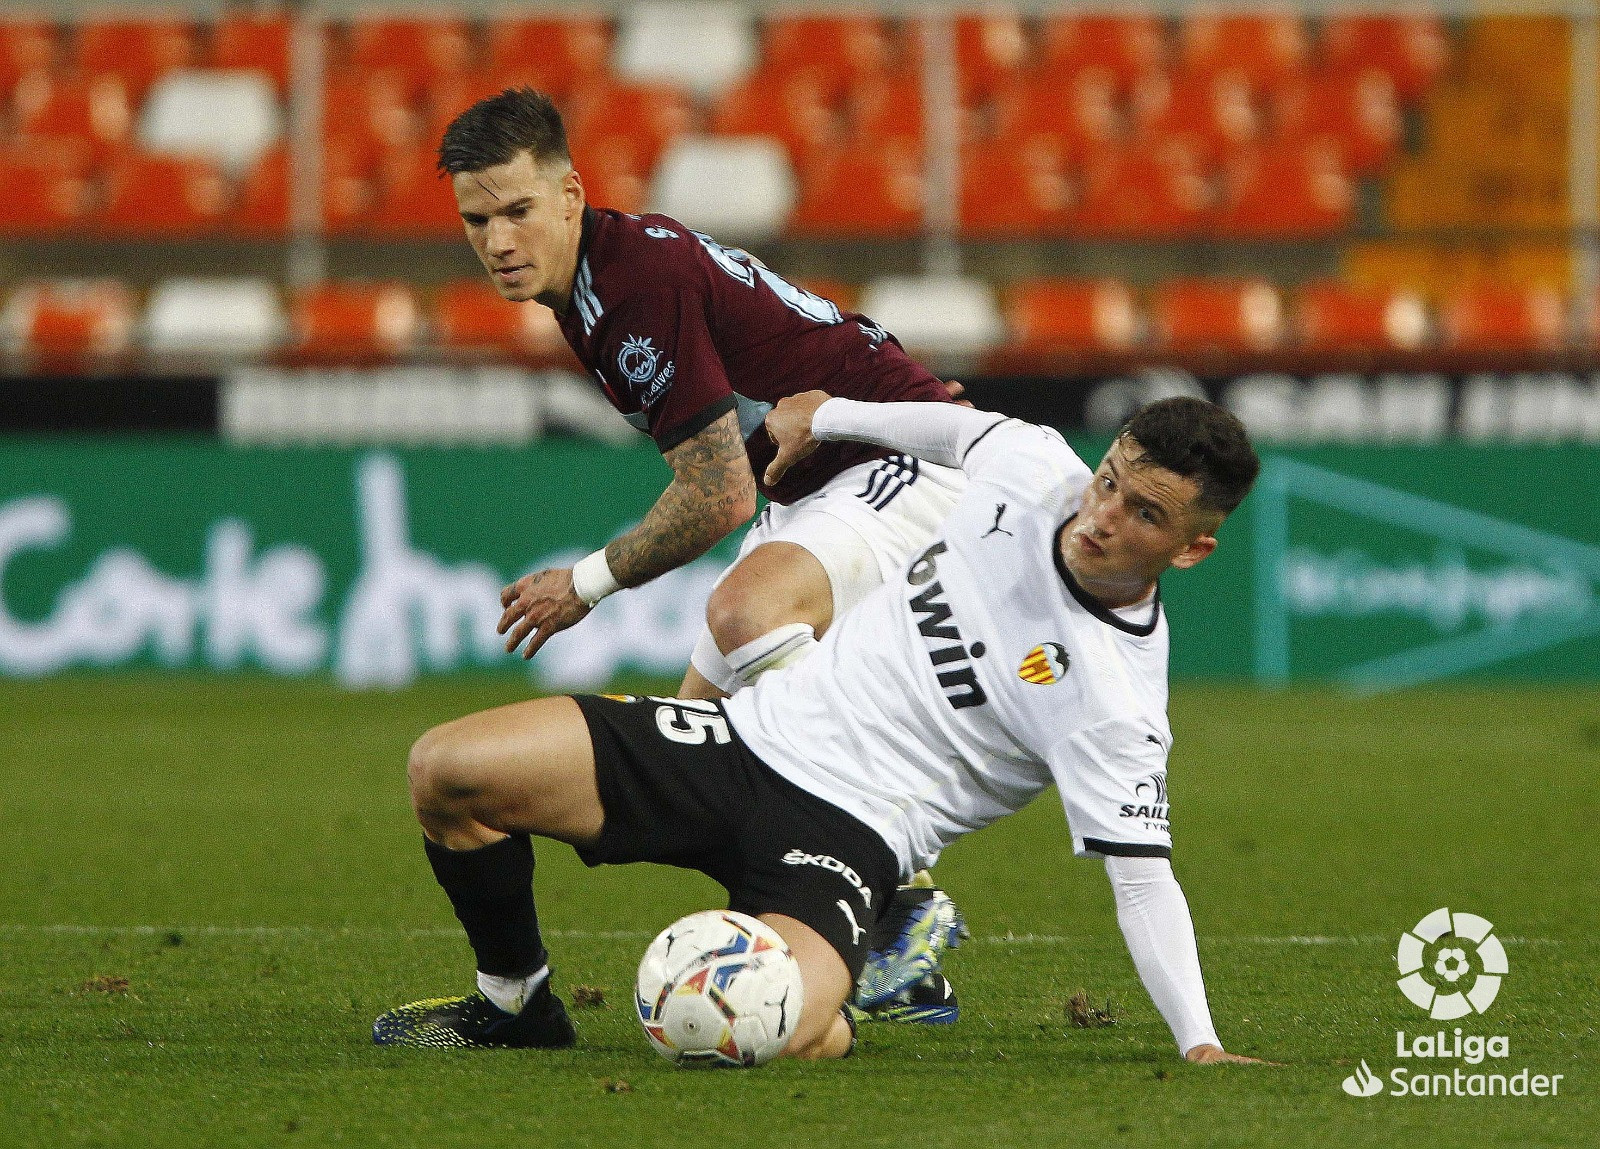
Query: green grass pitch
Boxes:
[{"xmin": 1, "ymin": 676, "xmax": 1594, "ymax": 1147}]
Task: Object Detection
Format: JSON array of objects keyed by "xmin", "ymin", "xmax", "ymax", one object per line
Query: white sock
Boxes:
[
  {"xmin": 725, "ymin": 623, "xmax": 818, "ymax": 690},
  {"xmin": 477, "ymin": 964, "xmax": 549, "ymax": 1015}
]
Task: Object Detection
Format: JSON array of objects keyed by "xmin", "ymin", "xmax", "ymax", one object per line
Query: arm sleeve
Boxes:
[
  {"xmin": 811, "ymin": 397, "xmax": 1007, "ymax": 469},
  {"xmin": 1105, "ymin": 855, "xmax": 1222, "ymax": 1057}
]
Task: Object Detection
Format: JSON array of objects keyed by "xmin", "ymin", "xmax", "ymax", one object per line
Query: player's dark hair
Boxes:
[
  {"xmin": 437, "ymin": 88, "xmax": 571, "ymax": 176},
  {"xmin": 1119, "ymin": 397, "xmax": 1260, "ymax": 518}
]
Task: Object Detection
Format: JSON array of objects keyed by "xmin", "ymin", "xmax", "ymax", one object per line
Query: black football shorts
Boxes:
[{"xmin": 572, "ymin": 693, "xmax": 898, "ymax": 980}]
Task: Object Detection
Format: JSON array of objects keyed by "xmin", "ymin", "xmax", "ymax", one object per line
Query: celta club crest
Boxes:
[
  {"xmin": 1017, "ymin": 642, "xmax": 1069, "ymax": 685},
  {"xmin": 618, "ymin": 334, "xmax": 661, "ymax": 386}
]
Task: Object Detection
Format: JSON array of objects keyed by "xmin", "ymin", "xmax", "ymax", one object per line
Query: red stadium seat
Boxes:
[
  {"xmin": 709, "ymin": 66, "xmax": 840, "ymax": 161},
  {"xmin": 290, "ymin": 281, "xmax": 420, "ymax": 361},
  {"xmin": 1037, "ymin": 14, "xmax": 1167, "ymax": 92},
  {"xmin": 1130, "ymin": 70, "xmax": 1260, "ymax": 164},
  {"xmin": 365, "ymin": 145, "xmax": 462, "ymax": 237},
  {"xmin": 432, "ymin": 280, "xmax": 577, "ymax": 366},
  {"xmin": 100, "ymin": 152, "xmax": 230, "ymax": 236},
  {"xmin": 564, "ymin": 80, "xmax": 694, "ymax": 173},
  {"xmin": 1437, "ymin": 284, "xmax": 1567, "ymax": 352},
  {"xmin": 1271, "ymin": 68, "xmax": 1401, "ymax": 176},
  {"xmin": 789, "ymin": 142, "xmax": 924, "ymax": 237},
  {"xmin": 11, "ymin": 72, "xmax": 133, "ymax": 161},
  {"xmin": 230, "ymin": 142, "xmax": 373, "ymax": 236},
  {"xmin": 323, "ymin": 69, "xmax": 418, "ymax": 164},
  {"xmin": 1215, "ymin": 142, "xmax": 1353, "ymax": 239},
  {"xmin": 1322, "ymin": 14, "xmax": 1447, "ymax": 104},
  {"xmin": 1072, "ymin": 142, "xmax": 1212, "ymax": 239},
  {"xmin": 343, "ymin": 17, "xmax": 474, "ymax": 99},
  {"xmin": 484, "ymin": 17, "xmax": 611, "ymax": 101},
  {"xmin": 1294, "ymin": 280, "xmax": 1429, "ymax": 352},
  {"xmin": 0, "ymin": 19, "xmax": 55, "ymax": 97},
  {"xmin": 847, "ymin": 73, "xmax": 925, "ymax": 150},
  {"xmin": 1178, "ymin": 11, "xmax": 1308, "ymax": 90},
  {"xmin": 762, "ymin": 14, "xmax": 893, "ymax": 98},
  {"xmin": 1, "ymin": 279, "xmax": 135, "ymax": 363},
  {"xmin": 959, "ymin": 139, "xmax": 1072, "ymax": 238},
  {"xmin": 1006, "ymin": 278, "xmax": 1139, "ymax": 353},
  {"xmin": 209, "ymin": 11, "xmax": 291, "ymax": 92},
  {"xmin": 1151, "ymin": 278, "xmax": 1286, "ymax": 352},
  {"xmin": 901, "ymin": 13, "xmax": 1029, "ymax": 105},
  {"xmin": 75, "ymin": 16, "xmax": 195, "ymax": 99},
  {"xmin": 0, "ymin": 144, "xmax": 92, "ymax": 234},
  {"xmin": 992, "ymin": 70, "xmax": 1122, "ymax": 161}
]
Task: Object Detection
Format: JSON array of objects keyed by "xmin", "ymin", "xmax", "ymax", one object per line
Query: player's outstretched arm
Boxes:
[{"xmin": 763, "ymin": 391, "xmax": 1006, "ymax": 486}]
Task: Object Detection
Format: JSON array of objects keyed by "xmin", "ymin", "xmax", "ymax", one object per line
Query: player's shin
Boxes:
[{"xmin": 424, "ymin": 832, "xmax": 550, "ymax": 1012}]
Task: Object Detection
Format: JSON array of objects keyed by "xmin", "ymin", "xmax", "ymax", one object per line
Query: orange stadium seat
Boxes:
[
  {"xmin": 230, "ymin": 142, "xmax": 373, "ymax": 236},
  {"xmin": 209, "ymin": 10, "xmax": 291, "ymax": 92},
  {"xmin": 1006, "ymin": 279, "xmax": 1139, "ymax": 353},
  {"xmin": 75, "ymin": 16, "xmax": 195, "ymax": 99},
  {"xmin": 1271, "ymin": 68, "xmax": 1400, "ymax": 175},
  {"xmin": 100, "ymin": 152, "xmax": 230, "ymax": 236},
  {"xmin": 1, "ymin": 279, "xmax": 136, "ymax": 364},
  {"xmin": 1322, "ymin": 14, "xmax": 1447, "ymax": 105},
  {"xmin": 1437, "ymin": 285, "xmax": 1567, "ymax": 352},
  {"xmin": 899, "ymin": 13, "xmax": 1029, "ymax": 105},
  {"xmin": 564, "ymin": 80, "xmax": 694, "ymax": 173},
  {"xmin": 709, "ymin": 66, "xmax": 840, "ymax": 161},
  {"xmin": 1072, "ymin": 143, "xmax": 1212, "ymax": 239},
  {"xmin": 343, "ymin": 17, "xmax": 474, "ymax": 99},
  {"xmin": 991, "ymin": 70, "xmax": 1122, "ymax": 162},
  {"xmin": 485, "ymin": 17, "xmax": 611, "ymax": 101},
  {"xmin": 1151, "ymin": 279, "xmax": 1285, "ymax": 352},
  {"xmin": 1178, "ymin": 11, "xmax": 1308, "ymax": 90},
  {"xmin": 0, "ymin": 19, "xmax": 55, "ymax": 97},
  {"xmin": 1037, "ymin": 13, "xmax": 1167, "ymax": 92},
  {"xmin": 847, "ymin": 73, "xmax": 926, "ymax": 150},
  {"xmin": 1293, "ymin": 281, "xmax": 1428, "ymax": 352},
  {"xmin": 323, "ymin": 69, "xmax": 418, "ymax": 165},
  {"xmin": 365, "ymin": 145, "xmax": 462, "ymax": 237},
  {"xmin": 290, "ymin": 281, "xmax": 420, "ymax": 361},
  {"xmin": 789, "ymin": 142, "xmax": 924, "ymax": 237},
  {"xmin": 959, "ymin": 139, "xmax": 1072, "ymax": 237},
  {"xmin": 12, "ymin": 72, "xmax": 133, "ymax": 161},
  {"xmin": 1131, "ymin": 70, "xmax": 1260, "ymax": 164},
  {"xmin": 762, "ymin": 14, "xmax": 893, "ymax": 98},
  {"xmin": 432, "ymin": 280, "xmax": 577, "ymax": 366},
  {"xmin": 1215, "ymin": 142, "xmax": 1353, "ymax": 238},
  {"xmin": 570, "ymin": 135, "xmax": 650, "ymax": 215},
  {"xmin": 0, "ymin": 144, "xmax": 92, "ymax": 234}
]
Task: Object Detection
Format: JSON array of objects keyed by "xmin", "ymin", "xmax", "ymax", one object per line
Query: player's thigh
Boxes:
[
  {"xmin": 676, "ymin": 662, "xmax": 729, "ymax": 701},
  {"xmin": 409, "ymin": 696, "xmax": 603, "ymax": 845},
  {"xmin": 705, "ymin": 541, "xmax": 835, "ymax": 649},
  {"xmin": 758, "ymin": 913, "xmax": 853, "ymax": 1059}
]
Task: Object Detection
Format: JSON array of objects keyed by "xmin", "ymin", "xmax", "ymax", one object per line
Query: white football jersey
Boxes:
[{"xmin": 724, "ymin": 418, "xmax": 1176, "ymax": 876}]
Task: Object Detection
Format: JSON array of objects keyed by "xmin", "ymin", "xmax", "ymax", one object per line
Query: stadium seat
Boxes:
[
  {"xmin": 1292, "ymin": 281, "xmax": 1428, "ymax": 352},
  {"xmin": 0, "ymin": 279, "xmax": 135, "ymax": 364},
  {"xmin": 847, "ymin": 73, "xmax": 927, "ymax": 150},
  {"xmin": 75, "ymin": 16, "xmax": 196, "ymax": 99},
  {"xmin": 709, "ymin": 67, "xmax": 840, "ymax": 161},
  {"xmin": 761, "ymin": 13, "xmax": 893, "ymax": 98},
  {"xmin": 788, "ymin": 142, "xmax": 924, "ymax": 237},
  {"xmin": 650, "ymin": 136, "xmax": 795, "ymax": 240},
  {"xmin": 856, "ymin": 275, "xmax": 1003, "ymax": 358},
  {"xmin": 143, "ymin": 277, "xmax": 286, "ymax": 358},
  {"xmin": 1214, "ymin": 142, "xmax": 1353, "ymax": 238},
  {"xmin": 484, "ymin": 17, "xmax": 611, "ymax": 100},
  {"xmin": 991, "ymin": 70, "xmax": 1122, "ymax": 161},
  {"xmin": 1130, "ymin": 70, "xmax": 1260, "ymax": 164},
  {"xmin": 1178, "ymin": 10, "xmax": 1308, "ymax": 90},
  {"xmin": 0, "ymin": 19, "xmax": 55, "ymax": 98},
  {"xmin": 230, "ymin": 141, "xmax": 373, "ymax": 236},
  {"xmin": 613, "ymin": 2, "xmax": 757, "ymax": 100},
  {"xmin": 139, "ymin": 70, "xmax": 283, "ymax": 177},
  {"xmin": 1322, "ymin": 14, "xmax": 1447, "ymax": 104},
  {"xmin": 100, "ymin": 152, "xmax": 230, "ymax": 237},
  {"xmin": 901, "ymin": 13, "xmax": 1030, "ymax": 105},
  {"xmin": 433, "ymin": 280, "xmax": 577, "ymax": 365},
  {"xmin": 0, "ymin": 143, "xmax": 92, "ymax": 234},
  {"xmin": 1072, "ymin": 143, "xmax": 1212, "ymax": 239},
  {"xmin": 322, "ymin": 70, "xmax": 418, "ymax": 165},
  {"xmin": 959, "ymin": 139, "xmax": 1072, "ymax": 238},
  {"xmin": 572, "ymin": 136, "xmax": 650, "ymax": 215},
  {"xmin": 290, "ymin": 281, "xmax": 420, "ymax": 361},
  {"xmin": 1005, "ymin": 278, "xmax": 1139, "ymax": 353},
  {"xmin": 343, "ymin": 16, "xmax": 474, "ymax": 99},
  {"xmin": 564, "ymin": 80, "xmax": 694, "ymax": 173},
  {"xmin": 1271, "ymin": 69, "xmax": 1401, "ymax": 176},
  {"xmin": 1437, "ymin": 284, "xmax": 1567, "ymax": 352},
  {"xmin": 1151, "ymin": 279, "xmax": 1285, "ymax": 352},
  {"xmin": 365, "ymin": 146, "xmax": 462, "ymax": 237},
  {"xmin": 11, "ymin": 72, "xmax": 134, "ymax": 161},
  {"xmin": 1036, "ymin": 13, "xmax": 1167, "ymax": 92},
  {"xmin": 208, "ymin": 10, "xmax": 291, "ymax": 92}
]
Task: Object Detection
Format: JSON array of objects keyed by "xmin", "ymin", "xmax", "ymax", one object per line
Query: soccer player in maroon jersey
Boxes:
[{"xmin": 437, "ymin": 89, "xmax": 968, "ymax": 1020}]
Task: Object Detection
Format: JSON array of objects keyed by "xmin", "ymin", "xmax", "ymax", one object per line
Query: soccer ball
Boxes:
[{"xmin": 635, "ymin": 909, "xmax": 805, "ymax": 1068}]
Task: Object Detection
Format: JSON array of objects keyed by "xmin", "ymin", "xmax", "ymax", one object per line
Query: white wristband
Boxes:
[{"xmin": 571, "ymin": 549, "xmax": 621, "ymax": 607}]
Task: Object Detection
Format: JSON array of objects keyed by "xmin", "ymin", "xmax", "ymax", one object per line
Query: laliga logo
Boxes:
[{"xmin": 1396, "ymin": 907, "xmax": 1507, "ymax": 1020}]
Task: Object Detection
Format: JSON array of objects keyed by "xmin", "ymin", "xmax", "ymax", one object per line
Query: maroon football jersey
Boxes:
[{"xmin": 555, "ymin": 207, "xmax": 955, "ymax": 504}]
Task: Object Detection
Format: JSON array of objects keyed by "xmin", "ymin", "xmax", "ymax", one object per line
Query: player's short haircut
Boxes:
[
  {"xmin": 437, "ymin": 88, "xmax": 571, "ymax": 176},
  {"xmin": 1119, "ymin": 397, "xmax": 1260, "ymax": 518}
]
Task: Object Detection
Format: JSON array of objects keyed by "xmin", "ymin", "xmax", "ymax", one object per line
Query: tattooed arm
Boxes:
[{"xmin": 498, "ymin": 409, "xmax": 757, "ymax": 659}]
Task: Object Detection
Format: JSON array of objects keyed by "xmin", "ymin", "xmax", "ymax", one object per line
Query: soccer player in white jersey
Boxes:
[{"xmin": 374, "ymin": 392, "xmax": 1269, "ymax": 1066}]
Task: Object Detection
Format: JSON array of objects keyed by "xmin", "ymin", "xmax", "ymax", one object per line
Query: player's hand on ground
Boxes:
[
  {"xmin": 1183, "ymin": 1044, "xmax": 1281, "ymax": 1066},
  {"xmin": 763, "ymin": 390, "xmax": 832, "ymax": 486},
  {"xmin": 943, "ymin": 378, "xmax": 975, "ymax": 408},
  {"xmin": 497, "ymin": 567, "xmax": 591, "ymax": 660}
]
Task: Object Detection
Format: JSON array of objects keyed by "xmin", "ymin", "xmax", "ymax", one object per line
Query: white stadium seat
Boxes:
[
  {"xmin": 139, "ymin": 69, "xmax": 283, "ymax": 177},
  {"xmin": 613, "ymin": 2, "xmax": 758, "ymax": 99},
  {"xmin": 858, "ymin": 276, "xmax": 1005, "ymax": 358},
  {"xmin": 649, "ymin": 136, "xmax": 795, "ymax": 241},
  {"xmin": 143, "ymin": 278, "xmax": 287, "ymax": 358}
]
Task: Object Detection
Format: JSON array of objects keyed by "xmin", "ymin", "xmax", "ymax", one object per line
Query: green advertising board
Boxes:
[{"xmin": 1, "ymin": 437, "xmax": 1595, "ymax": 690}]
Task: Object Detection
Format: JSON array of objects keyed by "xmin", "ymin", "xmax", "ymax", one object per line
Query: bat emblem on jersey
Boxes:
[{"xmin": 1017, "ymin": 642, "xmax": 1069, "ymax": 685}]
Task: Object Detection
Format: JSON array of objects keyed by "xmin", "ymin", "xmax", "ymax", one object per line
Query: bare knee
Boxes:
[
  {"xmin": 407, "ymin": 724, "xmax": 474, "ymax": 824},
  {"xmin": 706, "ymin": 571, "xmax": 826, "ymax": 653}
]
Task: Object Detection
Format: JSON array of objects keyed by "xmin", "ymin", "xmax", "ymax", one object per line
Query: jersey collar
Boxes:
[{"xmin": 1052, "ymin": 519, "xmax": 1162, "ymax": 637}]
